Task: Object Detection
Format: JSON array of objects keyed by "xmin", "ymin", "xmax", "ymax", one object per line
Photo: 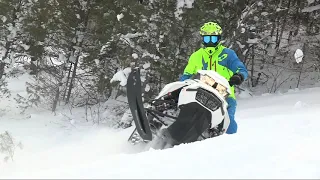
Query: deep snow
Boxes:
[{"xmin": 0, "ymin": 74, "xmax": 320, "ymax": 179}]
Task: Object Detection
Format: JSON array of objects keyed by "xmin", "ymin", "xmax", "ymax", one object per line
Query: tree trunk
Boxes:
[
  {"xmin": 52, "ymin": 85, "xmax": 60, "ymax": 112},
  {"xmin": 62, "ymin": 63, "xmax": 73, "ymax": 100},
  {"xmin": 65, "ymin": 0, "xmax": 92, "ymax": 104},
  {"xmin": 296, "ymin": 43, "xmax": 306, "ymax": 88},
  {"xmin": 250, "ymin": 45, "xmax": 255, "ymax": 87},
  {"xmin": 0, "ymin": 62, "xmax": 5, "ymax": 80},
  {"xmin": 65, "ymin": 57, "xmax": 79, "ymax": 104},
  {"xmin": 276, "ymin": 0, "xmax": 292, "ymax": 48},
  {"xmin": 294, "ymin": 0, "xmax": 303, "ymax": 36}
]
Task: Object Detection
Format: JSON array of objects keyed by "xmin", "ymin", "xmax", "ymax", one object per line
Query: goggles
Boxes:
[
  {"xmin": 203, "ymin": 35, "xmax": 220, "ymax": 44},
  {"xmin": 200, "ymin": 74, "xmax": 229, "ymax": 97}
]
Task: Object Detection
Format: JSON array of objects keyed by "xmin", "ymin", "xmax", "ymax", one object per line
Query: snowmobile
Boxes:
[{"xmin": 126, "ymin": 68, "xmax": 231, "ymax": 150}]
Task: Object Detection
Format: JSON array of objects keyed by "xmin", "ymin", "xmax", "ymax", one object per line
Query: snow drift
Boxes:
[{"xmin": 1, "ymin": 74, "xmax": 320, "ymax": 179}]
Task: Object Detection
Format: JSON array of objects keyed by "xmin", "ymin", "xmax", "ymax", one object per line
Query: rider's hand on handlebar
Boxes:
[{"xmin": 229, "ymin": 73, "xmax": 244, "ymax": 86}]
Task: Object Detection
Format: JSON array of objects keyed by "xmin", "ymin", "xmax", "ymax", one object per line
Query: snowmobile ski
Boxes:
[{"xmin": 126, "ymin": 68, "xmax": 152, "ymax": 141}]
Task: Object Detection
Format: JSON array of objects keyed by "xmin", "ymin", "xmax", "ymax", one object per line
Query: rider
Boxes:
[{"xmin": 179, "ymin": 22, "xmax": 248, "ymax": 134}]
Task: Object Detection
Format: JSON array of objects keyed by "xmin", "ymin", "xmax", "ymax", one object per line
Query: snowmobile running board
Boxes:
[{"xmin": 126, "ymin": 68, "xmax": 153, "ymax": 141}]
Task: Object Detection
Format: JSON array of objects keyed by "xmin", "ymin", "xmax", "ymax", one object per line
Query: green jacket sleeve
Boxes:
[
  {"xmin": 183, "ymin": 52, "xmax": 198, "ymax": 75},
  {"xmin": 179, "ymin": 53, "xmax": 199, "ymax": 81}
]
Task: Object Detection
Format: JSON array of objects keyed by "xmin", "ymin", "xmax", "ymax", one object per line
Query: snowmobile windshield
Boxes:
[{"xmin": 200, "ymin": 74, "xmax": 229, "ymax": 98}]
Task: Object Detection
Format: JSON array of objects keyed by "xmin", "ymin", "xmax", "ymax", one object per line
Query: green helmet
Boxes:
[
  {"xmin": 200, "ymin": 22, "xmax": 222, "ymax": 36},
  {"xmin": 200, "ymin": 22, "xmax": 223, "ymax": 55}
]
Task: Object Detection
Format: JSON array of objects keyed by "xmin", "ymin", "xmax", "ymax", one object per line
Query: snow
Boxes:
[
  {"xmin": 184, "ymin": 0, "xmax": 195, "ymax": 8},
  {"xmin": 1, "ymin": 74, "xmax": 320, "ymax": 178},
  {"xmin": 58, "ymin": 53, "xmax": 67, "ymax": 63},
  {"xmin": 246, "ymin": 38, "xmax": 258, "ymax": 44},
  {"xmin": 50, "ymin": 56, "xmax": 64, "ymax": 65},
  {"xmin": 132, "ymin": 53, "xmax": 138, "ymax": 59},
  {"xmin": 236, "ymin": 41, "xmax": 245, "ymax": 49},
  {"xmin": 293, "ymin": 100, "xmax": 308, "ymax": 109},
  {"xmin": 68, "ymin": 55, "xmax": 76, "ymax": 63},
  {"xmin": 142, "ymin": 62, "xmax": 150, "ymax": 69},
  {"xmin": 276, "ymin": 7, "xmax": 288, "ymax": 12},
  {"xmin": 120, "ymin": 33, "xmax": 143, "ymax": 48},
  {"xmin": 175, "ymin": 0, "xmax": 185, "ymax": 19},
  {"xmin": 94, "ymin": 59, "xmax": 99, "ymax": 66},
  {"xmin": 110, "ymin": 67, "xmax": 132, "ymax": 86},
  {"xmin": 294, "ymin": 49, "xmax": 304, "ymax": 64},
  {"xmin": 242, "ymin": 48, "xmax": 248, "ymax": 55},
  {"xmin": 145, "ymin": 84, "xmax": 150, "ymax": 92},
  {"xmin": 174, "ymin": 0, "xmax": 195, "ymax": 20},
  {"xmin": 301, "ymin": 4, "xmax": 320, "ymax": 13},
  {"xmin": 20, "ymin": 44, "xmax": 30, "ymax": 50},
  {"xmin": 1, "ymin": 16, "xmax": 7, "ymax": 23},
  {"xmin": 142, "ymin": 51, "xmax": 160, "ymax": 60},
  {"xmin": 307, "ymin": 0, "xmax": 315, "ymax": 5},
  {"xmin": 7, "ymin": 24, "xmax": 17, "ymax": 41},
  {"xmin": 241, "ymin": 27, "xmax": 246, "ymax": 33},
  {"xmin": 116, "ymin": 13, "xmax": 124, "ymax": 21}
]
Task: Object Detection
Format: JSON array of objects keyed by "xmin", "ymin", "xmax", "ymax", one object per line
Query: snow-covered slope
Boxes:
[{"xmin": 1, "ymin": 75, "xmax": 320, "ymax": 178}]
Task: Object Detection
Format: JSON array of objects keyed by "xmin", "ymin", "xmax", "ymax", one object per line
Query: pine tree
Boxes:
[{"xmin": 0, "ymin": 0, "xmax": 33, "ymax": 98}]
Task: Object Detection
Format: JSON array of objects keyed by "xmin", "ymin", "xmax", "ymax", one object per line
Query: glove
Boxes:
[{"xmin": 229, "ymin": 73, "xmax": 244, "ymax": 86}]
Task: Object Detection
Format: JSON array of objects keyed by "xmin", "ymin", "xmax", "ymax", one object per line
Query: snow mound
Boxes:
[
  {"xmin": 1, "ymin": 74, "xmax": 320, "ymax": 179},
  {"xmin": 110, "ymin": 67, "xmax": 131, "ymax": 86},
  {"xmin": 294, "ymin": 49, "xmax": 304, "ymax": 64}
]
